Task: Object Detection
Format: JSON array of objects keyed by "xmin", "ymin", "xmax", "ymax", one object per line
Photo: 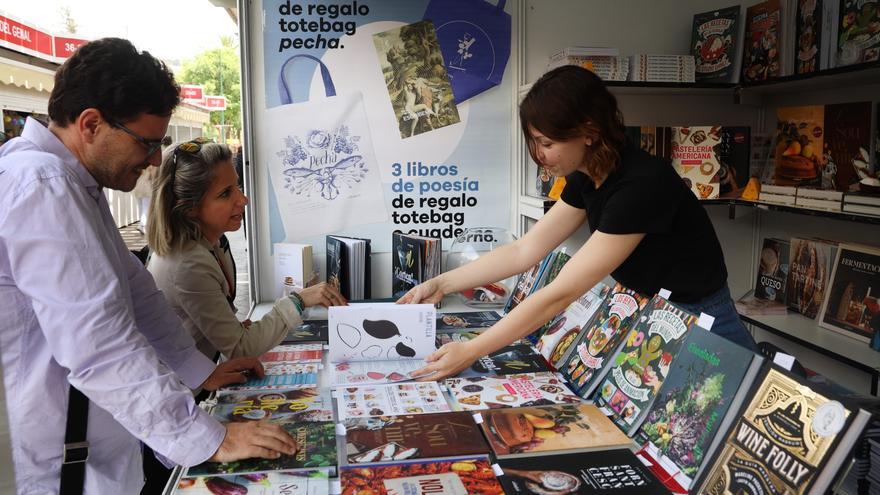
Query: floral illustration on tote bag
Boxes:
[{"xmin": 277, "ymin": 125, "xmax": 369, "ymax": 200}]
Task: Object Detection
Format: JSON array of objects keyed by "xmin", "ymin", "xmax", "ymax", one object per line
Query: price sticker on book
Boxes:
[{"xmin": 773, "ymin": 352, "xmax": 796, "ymax": 370}]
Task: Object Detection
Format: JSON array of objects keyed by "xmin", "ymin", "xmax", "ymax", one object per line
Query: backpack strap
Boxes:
[{"xmin": 60, "ymin": 385, "xmax": 89, "ymax": 495}]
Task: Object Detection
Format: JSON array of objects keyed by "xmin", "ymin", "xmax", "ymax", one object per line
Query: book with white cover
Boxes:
[{"xmin": 274, "ymin": 243, "xmax": 313, "ymax": 298}]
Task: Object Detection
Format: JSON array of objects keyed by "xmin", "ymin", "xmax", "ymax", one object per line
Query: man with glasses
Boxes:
[{"xmin": 0, "ymin": 38, "xmax": 297, "ymax": 495}]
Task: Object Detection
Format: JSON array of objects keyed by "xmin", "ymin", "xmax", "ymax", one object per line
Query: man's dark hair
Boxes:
[{"xmin": 48, "ymin": 37, "xmax": 180, "ymax": 126}]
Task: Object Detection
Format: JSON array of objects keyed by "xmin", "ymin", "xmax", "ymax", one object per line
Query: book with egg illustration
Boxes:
[{"xmin": 329, "ymin": 303, "xmax": 436, "ymax": 385}]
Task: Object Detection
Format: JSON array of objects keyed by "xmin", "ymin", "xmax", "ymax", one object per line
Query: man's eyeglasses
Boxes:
[{"xmin": 107, "ymin": 119, "xmax": 171, "ymax": 156}]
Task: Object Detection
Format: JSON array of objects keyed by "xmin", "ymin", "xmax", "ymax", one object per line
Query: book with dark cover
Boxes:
[
  {"xmin": 186, "ymin": 421, "xmax": 337, "ymax": 476},
  {"xmin": 342, "ymin": 411, "xmax": 490, "ymax": 464},
  {"xmin": 691, "ymin": 5, "xmax": 741, "ymax": 82},
  {"xmin": 282, "ymin": 320, "xmax": 328, "ymax": 344},
  {"xmin": 785, "ymin": 237, "xmax": 837, "ymax": 318},
  {"xmin": 819, "ymin": 243, "xmax": 880, "ymax": 343},
  {"xmin": 634, "ymin": 327, "xmax": 764, "ymax": 491},
  {"xmin": 459, "ymin": 344, "xmax": 550, "ymax": 377},
  {"xmin": 594, "ymin": 296, "xmax": 699, "ymax": 435},
  {"xmin": 504, "ymin": 252, "xmax": 555, "ymax": 314},
  {"xmin": 742, "ymin": 0, "xmax": 782, "ymax": 82},
  {"xmin": 527, "ymin": 251, "xmax": 573, "ymax": 344},
  {"xmin": 212, "ymin": 388, "xmax": 333, "ymax": 424},
  {"xmin": 339, "ymin": 457, "xmax": 504, "ymax": 494},
  {"xmin": 773, "ymin": 105, "xmax": 825, "ymax": 187},
  {"xmin": 823, "ymin": 101, "xmax": 872, "ymax": 192},
  {"xmin": 392, "ymin": 232, "xmax": 441, "ymax": 300},
  {"xmin": 435, "ymin": 311, "xmax": 501, "ymax": 331},
  {"xmin": 755, "ymin": 237, "xmax": 791, "ymax": 302},
  {"xmin": 477, "ymin": 404, "xmax": 632, "ymax": 458},
  {"xmin": 537, "ymin": 282, "xmax": 610, "ymax": 367},
  {"xmin": 498, "ymin": 449, "xmax": 671, "ymax": 495},
  {"xmin": 836, "ymin": 0, "xmax": 880, "ymax": 67},
  {"xmin": 693, "ymin": 366, "xmax": 873, "ymax": 495},
  {"xmin": 326, "ymin": 235, "xmax": 372, "ymax": 301},
  {"xmin": 558, "ymin": 283, "xmax": 649, "ymax": 399},
  {"xmin": 796, "ymin": 0, "xmax": 823, "ymax": 74}
]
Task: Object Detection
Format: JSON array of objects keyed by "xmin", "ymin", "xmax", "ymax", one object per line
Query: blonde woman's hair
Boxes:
[{"xmin": 147, "ymin": 141, "xmax": 232, "ymax": 256}]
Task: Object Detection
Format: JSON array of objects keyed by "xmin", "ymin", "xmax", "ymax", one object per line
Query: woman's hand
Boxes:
[
  {"xmin": 397, "ymin": 277, "xmax": 445, "ymax": 305},
  {"xmin": 298, "ymin": 282, "xmax": 347, "ymax": 308},
  {"xmin": 410, "ymin": 341, "xmax": 479, "ymax": 381}
]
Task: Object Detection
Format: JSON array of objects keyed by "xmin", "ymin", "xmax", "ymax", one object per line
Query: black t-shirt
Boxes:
[{"xmin": 560, "ymin": 143, "xmax": 727, "ymax": 303}]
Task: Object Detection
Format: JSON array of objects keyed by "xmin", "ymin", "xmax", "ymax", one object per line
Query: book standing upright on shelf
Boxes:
[
  {"xmin": 391, "ymin": 231, "xmax": 441, "ymax": 300},
  {"xmin": 818, "ymin": 243, "xmax": 880, "ymax": 343},
  {"xmin": 786, "ymin": 237, "xmax": 838, "ymax": 318},
  {"xmin": 755, "ymin": 237, "xmax": 791, "ymax": 302},
  {"xmin": 691, "ymin": 5, "xmax": 743, "ymax": 83},
  {"xmin": 822, "ymin": 101, "xmax": 872, "ymax": 192},
  {"xmin": 836, "ymin": 0, "xmax": 880, "ymax": 67},
  {"xmin": 326, "ymin": 235, "xmax": 371, "ymax": 301},
  {"xmin": 795, "ymin": 0, "xmax": 823, "ymax": 74},
  {"xmin": 274, "ymin": 242, "xmax": 314, "ymax": 298},
  {"xmin": 742, "ymin": 0, "xmax": 783, "ymax": 82}
]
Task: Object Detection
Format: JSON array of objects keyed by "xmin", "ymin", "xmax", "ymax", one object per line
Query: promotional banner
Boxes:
[{"xmin": 260, "ymin": 0, "xmax": 513, "ymax": 252}]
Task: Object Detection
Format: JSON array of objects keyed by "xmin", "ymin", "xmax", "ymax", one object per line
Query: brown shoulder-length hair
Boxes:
[{"xmin": 520, "ymin": 65, "xmax": 626, "ymax": 184}]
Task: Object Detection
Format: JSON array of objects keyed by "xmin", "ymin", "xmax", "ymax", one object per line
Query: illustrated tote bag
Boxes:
[
  {"xmin": 423, "ymin": 0, "xmax": 511, "ymax": 103},
  {"xmin": 266, "ymin": 54, "xmax": 387, "ymax": 240}
]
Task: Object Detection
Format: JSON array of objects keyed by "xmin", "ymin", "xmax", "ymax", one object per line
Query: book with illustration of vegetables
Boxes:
[
  {"xmin": 633, "ymin": 327, "xmax": 764, "ymax": 493},
  {"xmin": 445, "ymin": 372, "xmax": 582, "ymax": 411},
  {"xmin": 558, "ymin": 283, "xmax": 649, "ymax": 399},
  {"xmin": 175, "ymin": 470, "xmax": 330, "ymax": 495},
  {"xmin": 594, "ymin": 296, "xmax": 701, "ymax": 435}
]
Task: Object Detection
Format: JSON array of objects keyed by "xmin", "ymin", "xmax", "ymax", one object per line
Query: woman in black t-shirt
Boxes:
[{"xmin": 402, "ymin": 65, "xmax": 756, "ymax": 381}]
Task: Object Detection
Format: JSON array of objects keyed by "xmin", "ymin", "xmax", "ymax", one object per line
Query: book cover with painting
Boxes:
[
  {"xmin": 633, "ymin": 328, "xmax": 764, "ymax": 492},
  {"xmin": 819, "ymin": 243, "xmax": 880, "ymax": 343},
  {"xmin": 260, "ymin": 343, "xmax": 323, "ymax": 363},
  {"xmin": 282, "ymin": 320, "xmax": 328, "ymax": 344},
  {"xmin": 497, "ymin": 449, "xmax": 671, "ymax": 495},
  {"xmin": 822, "ymin": 101, "xmax": 872, "ymax": 192},
  {"xmin": 785, "ymin": 237, "xmax": 837, "ymax": 318},
  {"xmin": 795, "ymin": 0, "xmax": 822, "ymax": 74},
  {"xmin": 445, "ymin": 372, "xmax": 582, "ymax": 411},
  {"xmin": 458, "ymin": 344, "xmax": 550, "ymax": 377},
  {"xmin": 176, "ymin": 470, "xmax": 329, "ymax": 495},
  {"xmin": 186, "ymin": 422, "xmax": 337, "ymax": 477},
  {"xmin": 693, "ymin": 366, "xmax": 873, "ymax": 495},
  {"xmin": 772, "ymin": 105, "xmax": 825, "ymax": 187},
  {"xmin": 342, "ymin": 411, "xmax": 489, "ymax": 464},
  {"xmin": 372, "ymin": 21, "xmax": 460, "ymax": 139},
  {"xmin": 477, "ymin": 404, "xmax": 632, "ymax": 458},
  {"xmin": 741, "ymin": 0, "xmax": 782, "ymax": 82},
  {"xmin": 335, "ymin": 381, "xmax": 450, "ymax": 420},
  {"xmin": 691, "ymin": 5, "xmax": 741, "ymax": 82},
  {"xmin": 536, "ymin": 282, "xmax": 609, "ymax": 365},
  {"xmin": 595, "ymin": 296, "xmax": 699, "ymax": 435},
  {"xmin": 504, "ymin": 252, "xmax": 555, "ymax": 315},
  {"xmin": 212, "ymin": 388, "xmax": 333, "ymax": 424},
  {"xmin": 754, "ymin": 237, "xmax": 790, "ymax": 302},
  {"xmin": 339, "ymin": 457, "xmax": 504, "ymax": 495},
  {"xmin": 436, "ymin": 311, "xmax": 502, "ymax": 331},
  {"xmin": 558, "ymin": 283, "xmax": 650, "ymax": 400},
  {"xmin": 836, "ymin": 0, "xmax": 880, "ymax": 67}
]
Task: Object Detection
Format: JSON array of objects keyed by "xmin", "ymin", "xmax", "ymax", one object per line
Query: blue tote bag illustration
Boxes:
[
  {"xmin": 423, "ymin": 0, "xmax": 511, "ymax": 103},
  {"xmin": 266, "ymin": 54, "xmax": 387, "ymax": 240}
]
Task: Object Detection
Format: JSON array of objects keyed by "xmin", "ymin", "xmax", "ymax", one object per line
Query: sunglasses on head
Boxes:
[
  {"xmin": 172, "ymin": 137, "xmax": 214, "ymax": 165},
  {"xmin": 106, "ymin": 118, "xmax": 172, "ymax": 156}
]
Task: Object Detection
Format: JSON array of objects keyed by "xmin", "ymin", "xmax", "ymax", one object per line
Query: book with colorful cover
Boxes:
[
  {"xmin": 260, "ymin": 344, "xmax": 323, "ymax": 363},
  {"xmin": 342, "ymin": 411, "xmax": 490, "ymax": 464},
  {"xmin": 282, "ymin": 320, "xmax": 328, "ymax": 344},
  {"xmin": 742, "ymin": 0, "xmax": 782, "ymax": 82},
  {"xmin": 176, "ymin": 471, "xmax": 330, "ymax": 495},
  {"xmin": 795, "ymin": 0, "xmax": 823, "ymax": 74},
  {"xmin": 558, "ymin": 283, "xmax": 650, "ymax": 399},
  {"xmin": 691, "ymin": 5, "xmax": 742, "ymax": 82},
  {"xmin": 444, "ymin": 372, "xmax": 582, "ymax": 411},
  {"xmin": 212, "ymin": 388, "xmax": 333, "ymax": 424},
  {"xmin": 527, "ymin": 251, "xmax": 573, "ymax": 344},
  {"xmin": 436, "ymin": 329, "xmax": 529, "ymax": 347},
  {"xmin": 670, "ymin": 126, "xmax": 750, "ymax": 199},
  {"xmin": 818, "ymin": 243, "xmax": 880, "ymax": 343},
  {"xmin": 339, "ymin": 457, "xmax": 504, "ymax": 495},
  {"xmin": 633, "ymin": 327, "xmax": 765, "ymax": 492},
  {"xmin": 836, "ymin": 0, "xmax": 880, "ymax": 67},
  {"xmin": 693, "ymin": 366, "xmax": 873, "ymax": 495},
  {"xmin": 435, "ymin": 311, "xmax": 501, "ymax": 331},
  {"xmin": 477, "ymin": 404, "xmax": 632, "ymax": 458},
  {"xmin": 219, "ymin": 363, "xmax": 320, "ymax": 392},
  {"xmin": 785, "ymin": 237, "xmax": 837, "ymax": 318},
  {"xmin": 595, "ymin": 296, "xmax": 700, "ymax": 435},
  {"xmin": 536, "ymin": 282, "xmax": 610, "ymax": 365},
  {"xmin": 504, "ymin": 252, "xmax": 555, "ymax": 314},
  {"xmin": 497, "ymin": 449, "xmax": 671, "ymax": 495},
  {"xmin": 186, "ymin": 421, "xmax": 337, "ymax": 477},
  {"xmin": 329, "ymin": 359, "xmax": 428, "ymax": 386},
  {"xmin": 754, "ymin": 237, "xmax": 791, "ymax": 302},
  {"xmin": 335, "ymin": 381, "xmax": 450, "ymax": 420},
  {"xmin": 823, "ymin": 101, "xmax": 872, "ymax": 192},
  {"xmin": 458, "ymin": 344, "xmax": 550, "ymax": 377},
  {"xmin": 773, "ymin": 105, "xmax": 825, "ymax": 187}
]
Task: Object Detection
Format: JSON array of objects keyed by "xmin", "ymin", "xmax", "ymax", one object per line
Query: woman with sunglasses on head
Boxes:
[
  {"xmin": 147, "ymin": 139, "xmax": 347, "ymax": 361},
  {"xmin": 402, "ymin": 65, "xmax": 756, "ymax": 381}
]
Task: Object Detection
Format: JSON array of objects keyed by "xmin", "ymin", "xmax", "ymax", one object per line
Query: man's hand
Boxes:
[
  {"xmin": 209, "ymin": 421, "xmax": 298, "ymax": 463},
  {"xmin": 200, "ymin": 357, "xmax": 264, "ymax": 391},
  {"xmin": 410, "ymin": 341, "xmax": 479, "ymax": 381}
]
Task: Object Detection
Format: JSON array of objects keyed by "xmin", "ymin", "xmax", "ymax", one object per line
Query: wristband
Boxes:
[{"xmin": 288, "ymin": 291, "xmax": 305, "ymax": 314}]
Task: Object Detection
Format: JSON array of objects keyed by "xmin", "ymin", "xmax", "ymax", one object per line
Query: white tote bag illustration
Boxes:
[{"xmin": 266, "ymin": 54, "xmax": 387, "ymax": 240}]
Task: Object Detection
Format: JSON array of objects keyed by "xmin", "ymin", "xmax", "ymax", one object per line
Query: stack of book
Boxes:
[
  {"xmin": 546, "ymin": 46, "xmax": 630, "ymax": 81},
  {"xmin": 628, "ymin": 54, "xmax": 696, "ymax": 83},
  {"xmin": 795, "ymin": 188, "xmax": 844, "ymax": 211},
  {"xmin": 758, "ymin": 183, "xmax": 798, "ymax": 205},
  {"xmin": 844, "ymin": 192, "xmax": 880, "ymax": 216}
]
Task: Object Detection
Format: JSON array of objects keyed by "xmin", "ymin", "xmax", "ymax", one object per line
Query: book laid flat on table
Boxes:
[
  {"xmin": 478, "ymin": 404, "xmax": 633, "ymax": 458},
  {"xmin": 339, "ymin": 457, "xmax": 504, "ymax": 495},
  {"xmin": 391, "ymin": 231, "xmax": 441, "ymax": 299},
  {"xmin": 633, "ymin": 327, "xmax": 764, "ymax": 493},
  {"xmin": 786, "ymin": 237, "xmax": 838, "ymax": 319},
  {"xmin": 259, "ymin": 343, "xmax": 323, "ymax": 363},
  {"xmin": 219, "ymin": 363, "xmax": 320, "ymax": 392},
  {"xmin": 692, "ymin": 366, "xmax": 873, "ymax": 494},
  {"xmin": 176, "ymin": 470, "xmax": 329, "ymax": 495},
  {"xmin": 435, "ymin": 311, "xmax": 502, "ymax": 331},
  {"xmin": 282, "ymin": 320, "xmax": 328, "ymax": 344},
  {"xmin": 497, "ymin": 449, "xmax": 672, "ymax": 495},
  {"xmin": 595, "ymin": 296, "xmax": 704, "ymax": 435},
  {"xmin": 186, "ymin": 421, "xmax": 337, "ymax": 477},
  {"xmin": 558, "ymin": 283, "xmax": 650, "ymax": 399},
  {"xmin": 334, "ymin": 381, "xmax": 450, "ymax": 420},
  {"xmin": 326, "ymin": 235, "xmax": 371, "ymax": 301},
  {"xmin": 328, "ymin": 303, "xmax": 435, "ymax": 385},
  {"xmin": 211, "ymin": 388, "xmax": 333, "ymax": 423},
  {"xmin": 341, "ymin": 411, "xmax": 489, "ymax": 464},
  {"xmin": 445, "ymin": 372, "xmax": 582, "ymax": 411},
  {"xmin": 436, "ymin": 328, "xmax": 529, "ymax": 347},
  {"xmin": 818, "ymin": 243, "xmax": 880, "ymax": 343},
  {"xmin": 458, "ymin": 344, "xmax": 550, "ymax": 377},
  {"xmin": 536, "ymin": 281, "xmax": 610, "ymax": 365}
]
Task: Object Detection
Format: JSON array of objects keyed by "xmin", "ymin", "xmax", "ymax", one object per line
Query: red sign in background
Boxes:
[{"xmin": 0, "ymin": 14, "xmax": 88, "ymax": 61}]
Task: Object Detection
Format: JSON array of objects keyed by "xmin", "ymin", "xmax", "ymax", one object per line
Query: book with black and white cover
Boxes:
[
  {"xmin": 497, "ymin": 449, "xmax": 671, "ymax": 495},
  {"xmin": 818, "ymin": 243, "xmax": 880, "ymax": 343},
  {"xmin": 339, "ymin": 457, "xmax": 505, "ymax": 494},
  {"xmin": 391, "ymin": 232, "xmax": 441, "ymax": 300},
  {"xmin": 326, "ymin": 235, "xmax": 371, "ymax": 301},
  {"xmin": 692, "ymin": 365, "xmax": 873, "ymax": 495},
  {"xmin": 691, "ymin": 5, "xmax": 742, "ymax": 83},
  {"xmin": 445, "ymin": 372, "xmax": 582, "ymax": 411}
]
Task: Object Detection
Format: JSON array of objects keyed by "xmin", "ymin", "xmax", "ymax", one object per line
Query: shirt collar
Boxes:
[{"xmin": 22, "ymin": 117, "xmax": 101, "ymax": 197}]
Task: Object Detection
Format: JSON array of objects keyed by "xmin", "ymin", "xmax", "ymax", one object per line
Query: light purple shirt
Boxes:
[{"xmin": 0, "ymin": 118, "xmax": 225, "ymax": 494}]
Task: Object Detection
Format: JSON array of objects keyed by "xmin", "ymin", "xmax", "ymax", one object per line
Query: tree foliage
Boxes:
[{"xmin": 178, "ymin": 36, "xmax": 241, "ymax": 142}]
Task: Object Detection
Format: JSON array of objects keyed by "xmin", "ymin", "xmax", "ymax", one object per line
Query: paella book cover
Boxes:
[{"xmin": 339, "ymin": 457, "xmax": 504, "ymax": 495}]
